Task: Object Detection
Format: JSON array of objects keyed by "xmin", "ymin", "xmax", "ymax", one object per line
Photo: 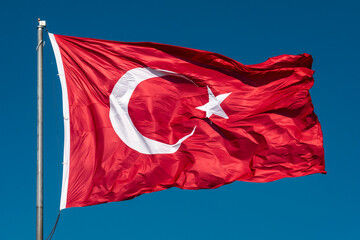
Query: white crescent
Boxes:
[{"xmin": 109, "ymin": 67, "xmax": 196, "ymax": 154}]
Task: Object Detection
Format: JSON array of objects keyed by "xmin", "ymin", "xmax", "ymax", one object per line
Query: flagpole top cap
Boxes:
[{"xmin": 38, "ymin": 19, "xmax": 46, "ymax": 27}]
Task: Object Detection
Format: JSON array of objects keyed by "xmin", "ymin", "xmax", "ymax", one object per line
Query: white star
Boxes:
[{"xmin": 196, "ymin": 86, "xmax": 231, "ymax": 119}]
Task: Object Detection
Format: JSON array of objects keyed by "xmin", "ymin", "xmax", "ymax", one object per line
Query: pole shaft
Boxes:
[{"xmin": 37, "ymin": 22, "xmax": 44, "ymax": 240}]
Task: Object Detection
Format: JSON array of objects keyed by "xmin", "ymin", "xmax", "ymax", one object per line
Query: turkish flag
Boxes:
[{"xmin": 49, "ymin": 33, "xmax": 325, "ymax": 209}]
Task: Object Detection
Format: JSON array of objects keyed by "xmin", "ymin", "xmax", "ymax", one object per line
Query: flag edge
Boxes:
[{"xmin": 48, "ymin": 33, "xmax": 70, "ymax": 210}]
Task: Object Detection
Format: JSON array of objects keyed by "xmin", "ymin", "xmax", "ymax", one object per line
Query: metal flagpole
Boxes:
[{"xmin": 37, "ymin": 18, "xmax": 46, "ymax": 240}]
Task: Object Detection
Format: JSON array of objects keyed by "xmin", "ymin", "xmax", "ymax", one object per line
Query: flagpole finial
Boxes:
[{"xmin": 38, "ymin": 19, "xmax": 46, "ymax": 27}]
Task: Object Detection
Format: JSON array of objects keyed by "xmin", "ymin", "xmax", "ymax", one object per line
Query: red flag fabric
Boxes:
[{"xmin": 49, "ymin": 33, "xmax": 325, "ymax": 210}]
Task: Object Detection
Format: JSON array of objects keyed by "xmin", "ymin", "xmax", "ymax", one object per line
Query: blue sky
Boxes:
[{"xmin": 1, "ymin": 0, "xmax": 359, "ymax": 239}]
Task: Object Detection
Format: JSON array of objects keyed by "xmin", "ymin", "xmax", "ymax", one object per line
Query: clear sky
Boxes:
[{"xmin": 1, "ymin": 0, "xmax": 359, "ymax": 239}]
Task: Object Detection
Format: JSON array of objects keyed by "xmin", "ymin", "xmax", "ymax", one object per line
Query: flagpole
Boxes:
[{"xmin": 37, "ymin": 18, "xmax": 46, "ymax": 240}]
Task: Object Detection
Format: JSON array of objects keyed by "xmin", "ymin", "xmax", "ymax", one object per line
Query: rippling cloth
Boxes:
[{"xmin": 49, "ymin": 33, "xmax": 325, "ymax": 209}]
